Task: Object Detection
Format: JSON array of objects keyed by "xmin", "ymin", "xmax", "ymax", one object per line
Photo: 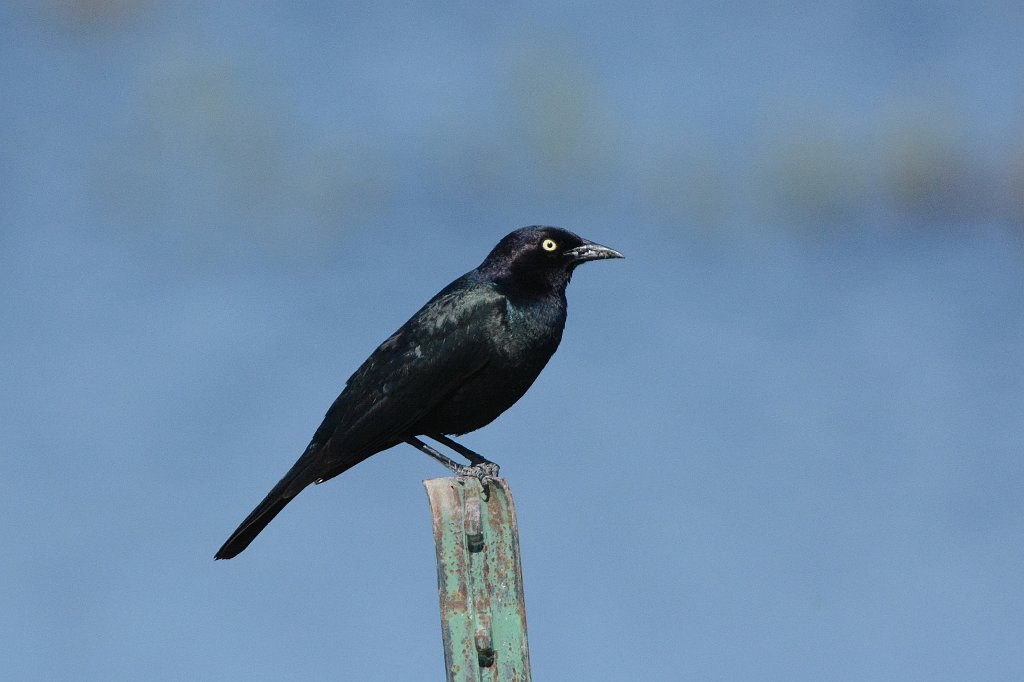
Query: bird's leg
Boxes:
[
  {"xmin": 405, "ymin": 436, "xmax": 500, "ymax": 490},
  {"xmin": 427, "ymin": 433, "xmax": 494, "ymax": 467},
  {"xmin": 405, "ymin": 436, "xmax": 465, "ymax": 473},
  {"xmin": 426, "ymin": 434, "xmax": 500, "ymax": 496}
]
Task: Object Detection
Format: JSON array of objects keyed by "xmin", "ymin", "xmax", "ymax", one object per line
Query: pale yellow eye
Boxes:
[{"xmin": 541, "ymin": 238, "xmax": 558, "ymax": 252}]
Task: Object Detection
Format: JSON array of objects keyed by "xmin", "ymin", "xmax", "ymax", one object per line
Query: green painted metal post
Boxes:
[{"xmin": 424, "ymin": 477, "xmax": 531, "ymax": 682}]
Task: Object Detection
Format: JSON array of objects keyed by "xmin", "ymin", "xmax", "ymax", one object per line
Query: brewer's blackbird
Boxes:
[{"xmin": 215, "ymin": 226, "xmax": 622, "ymax": 559}]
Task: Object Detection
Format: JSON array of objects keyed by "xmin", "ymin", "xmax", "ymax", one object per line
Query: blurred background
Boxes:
[{"xmin": 2, "ymin": 2, "xmax": 1022, "ymax": 680}]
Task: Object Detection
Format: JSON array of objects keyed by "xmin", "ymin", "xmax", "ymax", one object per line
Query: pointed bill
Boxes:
[{"xmin": 563, "ymin": 241, "xmax": 625, "ymax": 263}]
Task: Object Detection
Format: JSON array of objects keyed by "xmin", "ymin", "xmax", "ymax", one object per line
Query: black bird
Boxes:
[{"xmin": 215, "ymin": 226, "xmax": 622, "ymax": 559}]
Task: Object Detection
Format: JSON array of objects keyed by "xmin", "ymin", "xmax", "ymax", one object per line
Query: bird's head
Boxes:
[{"xmin": 480, "ymin": 226, "xmax": 624, "ymax": 294}]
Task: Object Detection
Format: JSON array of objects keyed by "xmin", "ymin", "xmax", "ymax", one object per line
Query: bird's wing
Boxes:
[{"xmin": 302, "ymin": 278, "xmax": 503, "ymax": 481}]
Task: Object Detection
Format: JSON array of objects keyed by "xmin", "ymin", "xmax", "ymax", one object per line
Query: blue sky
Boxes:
[{"xmin": 2, "ymin": 3, "xmax": 1022, "ymax": 680}]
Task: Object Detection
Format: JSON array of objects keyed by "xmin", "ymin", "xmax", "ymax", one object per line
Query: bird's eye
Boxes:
[{"xmin": 541, "ymin": 238, "xmax": 558, "ymax": 252}]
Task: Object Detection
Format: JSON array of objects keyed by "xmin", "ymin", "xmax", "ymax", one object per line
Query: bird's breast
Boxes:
[
  {"xmin": 414, "ymin": 295, "xmax": 566, "ymax": 435},
  {"xmin": 494, "ymin": 296, "xmax": 565, "ymax": 357}
]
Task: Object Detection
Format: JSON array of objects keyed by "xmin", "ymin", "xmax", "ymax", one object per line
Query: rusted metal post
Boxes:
[{"xmin": 423, "ymin": 477, "xmax": 531, "ymax": 682}]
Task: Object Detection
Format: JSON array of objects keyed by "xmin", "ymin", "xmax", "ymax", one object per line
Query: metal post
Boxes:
[{"xmin": 424, "ymin": 477, "xmax": 531, "ymax": 682}]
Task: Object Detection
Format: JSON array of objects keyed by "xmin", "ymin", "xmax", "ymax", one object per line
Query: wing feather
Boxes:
[{"xmin": 304, "ymin": 277, "xmax": 502, "ymax": 479}]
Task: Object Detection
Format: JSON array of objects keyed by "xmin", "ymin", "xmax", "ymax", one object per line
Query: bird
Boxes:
[{"xmin": 215, "ymin": 226, "xmax": 622, "ymax": 559}]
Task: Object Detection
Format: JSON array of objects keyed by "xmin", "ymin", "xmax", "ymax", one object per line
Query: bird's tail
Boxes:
[{"xmin": 214, "ymin": 455, "xmax": 319, "ymax": 560}]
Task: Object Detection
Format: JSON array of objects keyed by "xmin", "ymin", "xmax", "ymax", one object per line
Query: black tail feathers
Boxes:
[{"xmin": 214, "ymin": 461, "xmax": 317, "ymax": 560}]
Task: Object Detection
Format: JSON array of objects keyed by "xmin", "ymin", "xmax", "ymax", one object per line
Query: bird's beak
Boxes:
[{"xmin": 563, "ymin": 241, "xmax": 625, "ymax": 263}]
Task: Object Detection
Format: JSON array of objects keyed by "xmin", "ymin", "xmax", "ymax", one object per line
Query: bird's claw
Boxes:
[{"xmin": 455, "ymin": 461, "xmax": 500, "ymax": 494}]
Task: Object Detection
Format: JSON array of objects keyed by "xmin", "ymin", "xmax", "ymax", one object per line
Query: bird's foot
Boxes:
[{"xmin": 455, "ymin": 461, "xmax": 500, "ymax": 495}]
